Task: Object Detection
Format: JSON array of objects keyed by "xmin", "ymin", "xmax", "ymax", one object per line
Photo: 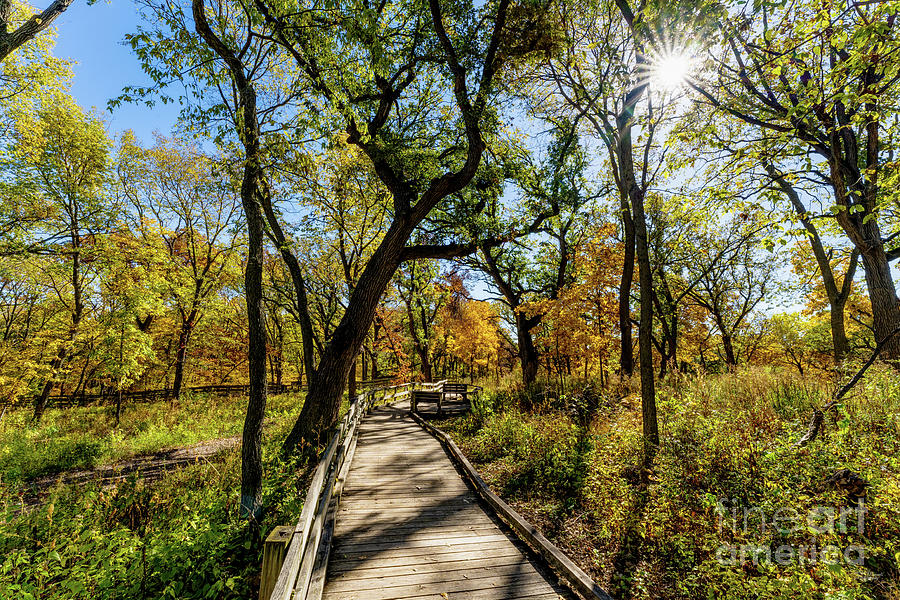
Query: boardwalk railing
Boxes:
[
  {"xmin": 263, "ymin": 379, "xmax": 473, "ymax": 600},
  {"xmin": 265, "ymin": 381, "xmax": 423, "ymax": 600}
]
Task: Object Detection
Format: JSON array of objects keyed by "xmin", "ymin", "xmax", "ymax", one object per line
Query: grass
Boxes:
[
  {"xmin": 442, "ymin": 366, "xmax": 900, "ymax": 600},
  {"xmin": 0, "ymin": 391, "xmax": 310, "ymax": 599},
  {"xmin": 0, "ymin": 391, "xmax": 302, "ymax": 487}
]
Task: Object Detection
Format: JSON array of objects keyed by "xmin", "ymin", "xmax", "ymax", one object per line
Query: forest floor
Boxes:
[
  {"xmin": 15, "ymin": 435, "xmax": 240, "ymax": 507},
  {"xmin": 0, "ymin": 390, "xmax": 313, "ymax": 600},
  {"xmin": 439, "ymin": 366, "xmax": 900, "ymax": 600}
]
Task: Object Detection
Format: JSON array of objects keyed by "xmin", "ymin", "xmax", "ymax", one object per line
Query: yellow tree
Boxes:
[
  {"xmin": 5, "ymin": 93, "xmax": 114, "ymax": 421},
  {"xmin": 118, "ymin": 134, "xmax": 242, "ymax": 399},
  {"xmin": 524, "ymin": 224, "xmax": 621, "ymax": 384},
  {"xmin": 437, "ymin": 300, "xmax": 503, "ymax": 380}
]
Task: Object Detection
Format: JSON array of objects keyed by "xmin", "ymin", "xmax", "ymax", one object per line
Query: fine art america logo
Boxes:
[{"xmin": 715, "ymin": 498, "xmax": 866, "ymax": 566}]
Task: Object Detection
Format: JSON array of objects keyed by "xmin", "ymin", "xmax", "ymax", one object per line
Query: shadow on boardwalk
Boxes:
[{"xmin": 323, "ymin": 402, "xmax": 572, "ymax": 600}]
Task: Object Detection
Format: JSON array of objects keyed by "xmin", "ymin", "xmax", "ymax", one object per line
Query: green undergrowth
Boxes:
[
  {"xmin": 0, "ymin": 392, "xmax": 301, "ymax": 486},
  {"xmin": 0, "ymin": 393, "xmax": 310, "ymax": 599},
  {"xmin": 442, "ymin": 366, "xmax": 900, "ymax": 600}
]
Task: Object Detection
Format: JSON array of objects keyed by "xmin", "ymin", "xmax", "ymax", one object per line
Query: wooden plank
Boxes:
[
  {"xmin": 321, "ymin": 571, "xmax": 553, "ymax": 600},
  {"xmin": 341, "ymin": 487, "xmax": 470, "ymax": 498},
  {"xmin": 332, "ymin": 514, "xmax": 499, "ymax": 529},
  {"xmin": 328, "ymin": 546, "xmax": 526, "ymax": 572},
  {"xmin": 331, "ymin": 527, "xmax": 501, "ymax": 543},
  {"xmin": 326, "ymin": 561, "xmax": 556, "ymax": 593},
  {"xmin": 411, "ymin": 413, "xmax": 613, "ymax": 600},
  {"xmin": 333, "ymin": 582, "xmax": 562, "ymax": 600},
  {"xmin": 328, "ymin": 549, "xmax": 525, "ymax": 576},
  {"xmin": 332, "ymin": 532, "xmax": 512, "ymax": 553}
]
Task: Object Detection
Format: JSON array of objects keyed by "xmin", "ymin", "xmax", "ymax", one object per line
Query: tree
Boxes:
[
  {"xmin": 94, "ymin": 233, "xmax": 159, "ymax": 424},
  {"xmin": 5, "ymin": 94, "xmax": 114, "ymax": 422},
  {"xmin": 251, "ymin": 0, "xmax": 532, "ymax": 452},
  {"xmin": 395, "ymin": 262, "xmax": 452, "ymax": 382},
  {"xmin": 475, "ymin": 125, "xmax": 594, "ymax": 385},
  {"xmin": 686, "ymin": 216, "xmax": 776, "ymax": 368},
  {"xmin": 694, "ymin": 0, "xmax": 900, "ymax": 357},
  {"xmin": 522, "ymin": 222, "xmax": 621, "ymax": 384},
  {"xmin": 436, "ymin": 299, "xmax": 503, "ymax": 380},
  {"xmin": 118, "ymin": 134, "xmax": 242, "ymax": 399},
  {"xmin": 531, "ymin": 0, "xmax": 695, "ymax": 447},
  {"xmin": 0, "ymin": 0, "xmax": 81, "ymax": 62},
  {"xmin": 760, "ymin": 160, "xmax": 859, "ymax": 361},
  {"xmin": 673, "ymin": 111, "xmax": 864, "ymax": 363}
]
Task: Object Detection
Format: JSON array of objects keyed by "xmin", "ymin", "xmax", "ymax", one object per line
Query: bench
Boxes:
[
  {"xmin": 441, "ymin": 382, "xmax": 476, "ymax": 415},
  {"xmin": 442, "ymin": 382, "xmax": 468, "ymax": 399},
  {"xmin": 410, "ymin": 390, "xmax": 443, "ymax": 416}
]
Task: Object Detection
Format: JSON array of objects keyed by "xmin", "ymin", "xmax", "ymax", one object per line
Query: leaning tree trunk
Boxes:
[{"xmin": 281, "ymin": 220, "xmax": 412, "ymax": 454}]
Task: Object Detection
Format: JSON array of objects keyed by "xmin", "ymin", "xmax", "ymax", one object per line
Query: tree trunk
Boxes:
[
  {"xmin": 632, "ymin": 195, "xmax": 657, "ymax": 448},
  {"xmin": 281, "ymin": 220, "xmax": 411, "ymax": 454},
  {"xmin": 115, "ymin": 388, "xmax": 123, "ymax": 427},
  {"xmin": 33, "ymin": 253, "xmax": 83, "ymax": 422},
  {"xmin": 192, "ymin": 0, "xmax": 270, "ymax": 521},
  {"xmin": 171, "ymin": 318, "xmax": 193, "ymax": 400},
  {"xmin": 515, "ymin": 312, "xmax": 541, "ymax": 385},
  {"xmin": 722, "ymin": 333, "xmax": 737, "ymax": 368},
  {"xmin": 618, "ymin": 198, "xmax": 636, "ymax": 376},
  {"xmin": 33, "ymin": 348, "xmax": 66, "ymax": 422},
  {"xmin": 830, "ymin": 299, "xmax": 850, "ymax": 360},
  {"xmin": 240, "ymin": 186, "xmax": 267, "ymax": 519},
  {"xmin": 419, "ymin": 350, "xmax": 433, "ymax": 382},
  {"xmin": 617, "ymin": 112, "xmax": 657, "ymax": 449},
  {"xmin": 361, "ymin": 348, "xmax": 369, "ymax": 381},
  {"xmin": 859, "ymin": 244, "xmax": 900, "ymax": 358}
]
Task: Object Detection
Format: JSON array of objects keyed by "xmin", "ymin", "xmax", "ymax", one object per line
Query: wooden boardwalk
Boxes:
[{"xmin": 322, "ymin": 401, "xmax": 569, "ymax": 600}]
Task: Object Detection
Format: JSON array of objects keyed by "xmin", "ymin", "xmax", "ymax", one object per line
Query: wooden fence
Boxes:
[{"xmin": 4, "ymin": 376, "xmax": 400, "ymax": 409}]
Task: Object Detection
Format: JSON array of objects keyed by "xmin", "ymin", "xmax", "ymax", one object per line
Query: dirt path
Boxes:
[{"xmin": 15, "ymin": 436, "xmax": 241, "ymax": 507}]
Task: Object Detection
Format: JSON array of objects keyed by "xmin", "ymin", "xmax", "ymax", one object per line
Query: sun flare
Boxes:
[{"xmin": 649, "ymin": 50, "xmax": 695, "ymax": 92}]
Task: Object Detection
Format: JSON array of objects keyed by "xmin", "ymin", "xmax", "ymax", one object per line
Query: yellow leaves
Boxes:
[{"xmin": 438, "ymin": 300, "xmax": 503, "ymax": 369}]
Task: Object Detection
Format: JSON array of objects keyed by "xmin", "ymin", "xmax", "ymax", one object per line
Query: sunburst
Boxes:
[{"xmin": 649, "ymin": 49, "xmax": 694, "ymax": 91}]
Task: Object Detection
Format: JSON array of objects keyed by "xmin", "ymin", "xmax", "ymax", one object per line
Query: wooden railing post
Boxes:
[{"xmin": 260, "ymin": 525, "xmax": 294, "ymax": 600}]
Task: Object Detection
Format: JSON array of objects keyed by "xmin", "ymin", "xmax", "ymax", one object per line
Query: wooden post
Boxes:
[
  {"xmin": 410, "ymin": 390, "xmax": 417, "ymax": 414},
  {"xmin": 260, "ymin": 525, "xmax": 294, "ymax": 600}
]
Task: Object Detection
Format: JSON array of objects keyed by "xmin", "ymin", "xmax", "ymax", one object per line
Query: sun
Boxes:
[{"xmin": 648, "ymin": 49, "xmax": 695, "ymax": 92}]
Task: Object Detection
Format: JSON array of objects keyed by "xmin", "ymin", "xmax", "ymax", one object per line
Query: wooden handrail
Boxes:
[
  {"xmin": 263, "ymin": 379, "xmax": 479, "ymax": 600},
  {"xmin": 265, "ymin": 380, "xmax": 427, "ymax": 600}
]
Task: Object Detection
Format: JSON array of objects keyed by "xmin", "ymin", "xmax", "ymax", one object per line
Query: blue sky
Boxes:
[{"xmin": 53, "ymin": 0, "xmax": 180, "ymax": 143}]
